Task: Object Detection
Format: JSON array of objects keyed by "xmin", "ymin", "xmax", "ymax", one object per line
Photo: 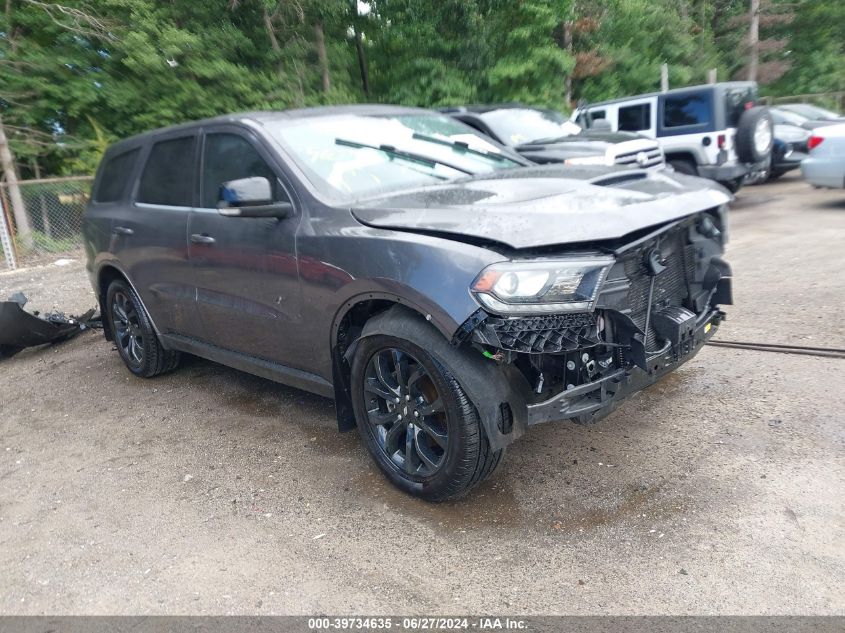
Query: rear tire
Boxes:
[
  {"xmin": 717, "ymin": 178, "xmax": 743, "ymax": 193},
  {"xmin": 669, "ymin": 159, "xmax": 698, "ymax": 176},
  {"xmin": 351, "ymin": 332, "xmax": 503, "ymax": 501},
  {"xmin": 106, "ymin": 279, "xmax": 180, "ymax": 378}
]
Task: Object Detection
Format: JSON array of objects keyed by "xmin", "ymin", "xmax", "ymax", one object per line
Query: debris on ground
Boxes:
[{"xmin": 0, "ymin": 292, "xmax": 101, "ymax": 359}]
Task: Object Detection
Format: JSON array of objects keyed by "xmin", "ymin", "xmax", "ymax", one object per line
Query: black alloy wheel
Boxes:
[
  {"xmin": 112, "ymin": 289, "xmax": 144, "ymax": 370},
  {"xmin": 362, "ymin": 348, "xmax": 448, "ymax": 477},
  {"xmin": 105, "ymin": 278, "xmax": 180, "ymax": 378}
]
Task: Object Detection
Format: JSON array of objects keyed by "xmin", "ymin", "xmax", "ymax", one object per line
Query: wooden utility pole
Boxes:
[
  {"xmin": 748, "ymin": 0, "xmax": 760, "ymax": 81},
  {"xmin": 0, "ymin": 114, "xmax": 32, "ymax": 246}
]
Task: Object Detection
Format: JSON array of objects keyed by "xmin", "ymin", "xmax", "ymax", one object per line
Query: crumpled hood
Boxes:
[{"xmin": 351, "ymin": 166, "xmax": 730, "ymax": 249}]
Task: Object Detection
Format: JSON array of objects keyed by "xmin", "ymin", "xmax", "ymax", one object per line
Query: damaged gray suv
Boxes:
[{"xmin": 83, "ymin": 105, "xmax": 733, "ymax": 501}]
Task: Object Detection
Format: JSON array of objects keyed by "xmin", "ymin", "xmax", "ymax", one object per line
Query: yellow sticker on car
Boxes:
[{"xmin": 704, "ymin": 322, "xmax": 712, "ymax": 334}]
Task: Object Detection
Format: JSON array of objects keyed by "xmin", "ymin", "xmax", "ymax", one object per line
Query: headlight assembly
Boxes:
[{"xmin": 471, "ymin": 257, "xmax": 614, "ymax": 314}]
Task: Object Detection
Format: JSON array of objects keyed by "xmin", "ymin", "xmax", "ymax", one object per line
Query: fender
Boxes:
[
  {"xmin": 94, "ymin": 259, "xmax": 165, "ymax": 344},
  {"xmin": 356, "ymin": 305, "xmax": 531, "ymax": 451}
]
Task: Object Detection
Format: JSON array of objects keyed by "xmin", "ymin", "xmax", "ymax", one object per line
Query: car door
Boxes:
[
  {"xmin": 658, "ymin": 90, "xmax": 720, "ymax": 163},
  {"xmin": 188, "ymin": 126, "xmax": 303, "ymax": 365},
  {"xmin": 109, "ymin": 131, "xmax": 204, "ymax": 338}
]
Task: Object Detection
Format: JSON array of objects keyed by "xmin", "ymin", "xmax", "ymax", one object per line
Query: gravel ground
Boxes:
[{"xmin": 0, "ymin": 172, "xmax": 843, "ymax": 615}]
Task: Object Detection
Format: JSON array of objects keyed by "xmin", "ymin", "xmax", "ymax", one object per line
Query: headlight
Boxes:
[
  {"xmin": 471, "ymin": 258, "xmax": 614, "ymax": 314},
  {"xmin": 564, "ymin": 154, "xmax": 609, "ymax": 166}
]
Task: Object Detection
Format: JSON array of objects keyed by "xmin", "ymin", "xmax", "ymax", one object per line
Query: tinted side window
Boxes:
[
  {"xmin": 137, "ymin": 136, "xmax": 196, "ymax": 206},
  {"xmin": 663, "ymin": 93, "xmax": 712, "ymax": 127},
  {"xmin": 95, "ymin": 148, "xmax": 140, "ymax": 203},
  {"xmin": 201, "ymin": 133, "xmax": 286, "ymax": 208},
  {"xmin": 589, "ymin": 110, "xmax": 606, "ymax": 125},
  {"xmin": 725, "ymin": 87, "xmax": 756, "ymax": 127},
  {"xmin": 618, "ymin": 103, "xmax": 651, "ymax": 131}
]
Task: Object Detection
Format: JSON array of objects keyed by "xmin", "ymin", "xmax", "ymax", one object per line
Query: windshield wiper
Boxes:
[
  {"xmin": 335, "ymin": 138, "xmax": 475, "ymax": 175},
  {"xmin": 410, "ymin": 132, "xmax": 518, "ymax": 163}
]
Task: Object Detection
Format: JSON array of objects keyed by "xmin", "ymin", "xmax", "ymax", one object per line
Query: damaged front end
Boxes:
[
  {"xmin": 459, "ymin": 207, "xmax": 732, "ymax": 431},
  {"xmin": 0, "ymin": 293, "xmax": 100, "ymax": 359}
]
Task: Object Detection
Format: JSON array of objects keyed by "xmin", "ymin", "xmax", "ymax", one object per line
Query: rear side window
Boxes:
[
  {"xmin": 201, "ymin": 133, "xmax": 285, "ymax": 208},
  {"xmin": 663, "ymin": 93, "xmax": 712, "ymax": 128},
  {"xmin": 94, "ymin": 149, "xmax": 140, "ymax": 203},
  {"xmin": 618, "ymin": 103, "xmax": 651, "ymax": 131},
  {"xmin": 725, "ymin": 87, "xmax": 756, "ymax": 127},
  {"xmin": 137, "ymin": 136, "xmax": 196, "ymax": 206}
]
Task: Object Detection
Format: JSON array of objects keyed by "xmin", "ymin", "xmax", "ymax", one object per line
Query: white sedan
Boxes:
[{"xmin": 801, "ymin": 123, "xmax": 845, "ymax": 188}]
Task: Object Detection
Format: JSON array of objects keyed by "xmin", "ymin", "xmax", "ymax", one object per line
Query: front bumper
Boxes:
[{"xmin": 525, "ymin": 308, "xmax": 723, "ymax": 426}]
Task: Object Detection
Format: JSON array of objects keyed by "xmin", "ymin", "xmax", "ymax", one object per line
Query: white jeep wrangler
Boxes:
[{"xmin": 572, "ymin": 81, "xmax": 774, "ymax": 192}]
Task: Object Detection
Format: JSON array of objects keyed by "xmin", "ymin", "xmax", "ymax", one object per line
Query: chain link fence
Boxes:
[{"xmin": 0, "ymin": 176, "xmax": 93, "ymax": 270}]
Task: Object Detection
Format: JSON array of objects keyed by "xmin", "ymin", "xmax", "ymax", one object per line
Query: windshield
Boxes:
[
  {"xmin": 780, "ymin": 104, "xmax": 842, "ymax": 120},
  {"xmin": 264, "ymin": 113, "xmax": 521, "ymax": 200},
  {"xmin": 479, "ymin": 108, "xmax": 581, "ymax": 146}
]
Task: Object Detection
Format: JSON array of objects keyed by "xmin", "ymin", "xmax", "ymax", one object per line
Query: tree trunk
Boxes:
[
  {"xmin": 31, "ymin": 158, "xmax": 52, "ymax": 239},
  {"xmin": 263, "ymin": 6, "xmax": 294, "ymax": 90},
  {"xmin": 353, "ymin": 24, "xmax": 370, "ymax": 97},
  {"xmin": 314, "ymin": 20, "xmax": 331, "ymax": 94},
  {"xmin": 0, "ymin": 114, "xmax": 32, "ymax": 246},
  {"xmin": 748, "ymin": 0, "xmax": 759, "ymax": 81},
  {"xmin": 563, "ymin": 19, "xmax": 573, "ymax": 106}
]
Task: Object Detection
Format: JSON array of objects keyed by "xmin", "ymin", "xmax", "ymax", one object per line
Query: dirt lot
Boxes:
[{"xmin": 1, "ymin": 173, "xmax": 843, "ymax": 615}]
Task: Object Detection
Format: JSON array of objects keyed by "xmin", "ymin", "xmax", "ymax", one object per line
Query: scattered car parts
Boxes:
[{"xmin": 0, "ymin": 293, "xmax": 100, "ymax": 359}]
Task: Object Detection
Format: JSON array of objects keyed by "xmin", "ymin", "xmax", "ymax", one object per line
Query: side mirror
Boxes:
[{"xmin": 217, "ymin": 177, "xmax": 293, "ymax": 218}]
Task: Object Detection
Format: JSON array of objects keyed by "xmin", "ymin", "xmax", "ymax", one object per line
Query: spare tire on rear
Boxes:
[{"xmin": 735, "ymin": 106, "xmax": 774, "ymax": 163}]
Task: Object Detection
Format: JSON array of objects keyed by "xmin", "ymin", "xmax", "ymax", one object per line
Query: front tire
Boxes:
[
  {"xmin": 106, "ymin": 279, "xmax": 180, "ymax": 378},
  {"xmin": 351, "ymin": 333, "xmax": 503, "ymax": 501}
]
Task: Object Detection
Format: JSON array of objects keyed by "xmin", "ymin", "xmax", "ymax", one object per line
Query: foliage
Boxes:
[{"xmin": 1, "ymin": 0, "xmax": 842, "ymax": 177}]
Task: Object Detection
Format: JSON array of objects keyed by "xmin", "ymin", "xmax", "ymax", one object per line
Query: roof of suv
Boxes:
[
  {"xmin": 580, "ymin": 81, "xmax": 757, "ymax": 109},
  {"xmin": 105, "ymin": 104, "xmax": 434, "ymax": 154},
  {"xmin": 438, "ymin": 103, "xmax": 540, "ymax": 115}
]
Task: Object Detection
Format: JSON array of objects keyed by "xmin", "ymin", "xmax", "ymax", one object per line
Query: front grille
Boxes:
[
  {"xmin": 623, "ymin": 229, "xmax": 691, "ymax": 350},
  {"xmin": 486, "ymin": 313, "xmax": 598, "ymax": 354},
  {"xmin": 613, "ymin": 146, "xmax": 664, "ymax": 168}
]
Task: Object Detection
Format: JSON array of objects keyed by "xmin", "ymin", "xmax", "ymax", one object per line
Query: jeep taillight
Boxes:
[
  {"xmin": 717, "ymin": 134, "xmax": 726, "ymax": 149},
  {"xmin": 807, "ymin": 136, "xmax": 824, "ymax": 150}
]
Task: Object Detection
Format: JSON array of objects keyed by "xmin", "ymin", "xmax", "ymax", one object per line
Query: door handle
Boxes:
[
  {"xmin": 113, "ymin": 226, "xmax": 134, "ymax": 236},
  {"xmin": 190, "ymin": 233, "xmax": 216, "ymax": 245}
]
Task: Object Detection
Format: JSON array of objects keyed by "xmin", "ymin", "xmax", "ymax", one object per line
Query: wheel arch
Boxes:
[
  {"xmin": 337, "ymin": 303, "xmax": 529, "ymax": 451},
  {"xmin": 329, "ymin": 291, "xmax": 457, "ymax": 433},
  {"xmin": 95, "ymin": 263, "xmax": 162, "ymax": 343},
  {"xmin": 665, "ymin": 150, "xmax": 701, "ymax": 168}
]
